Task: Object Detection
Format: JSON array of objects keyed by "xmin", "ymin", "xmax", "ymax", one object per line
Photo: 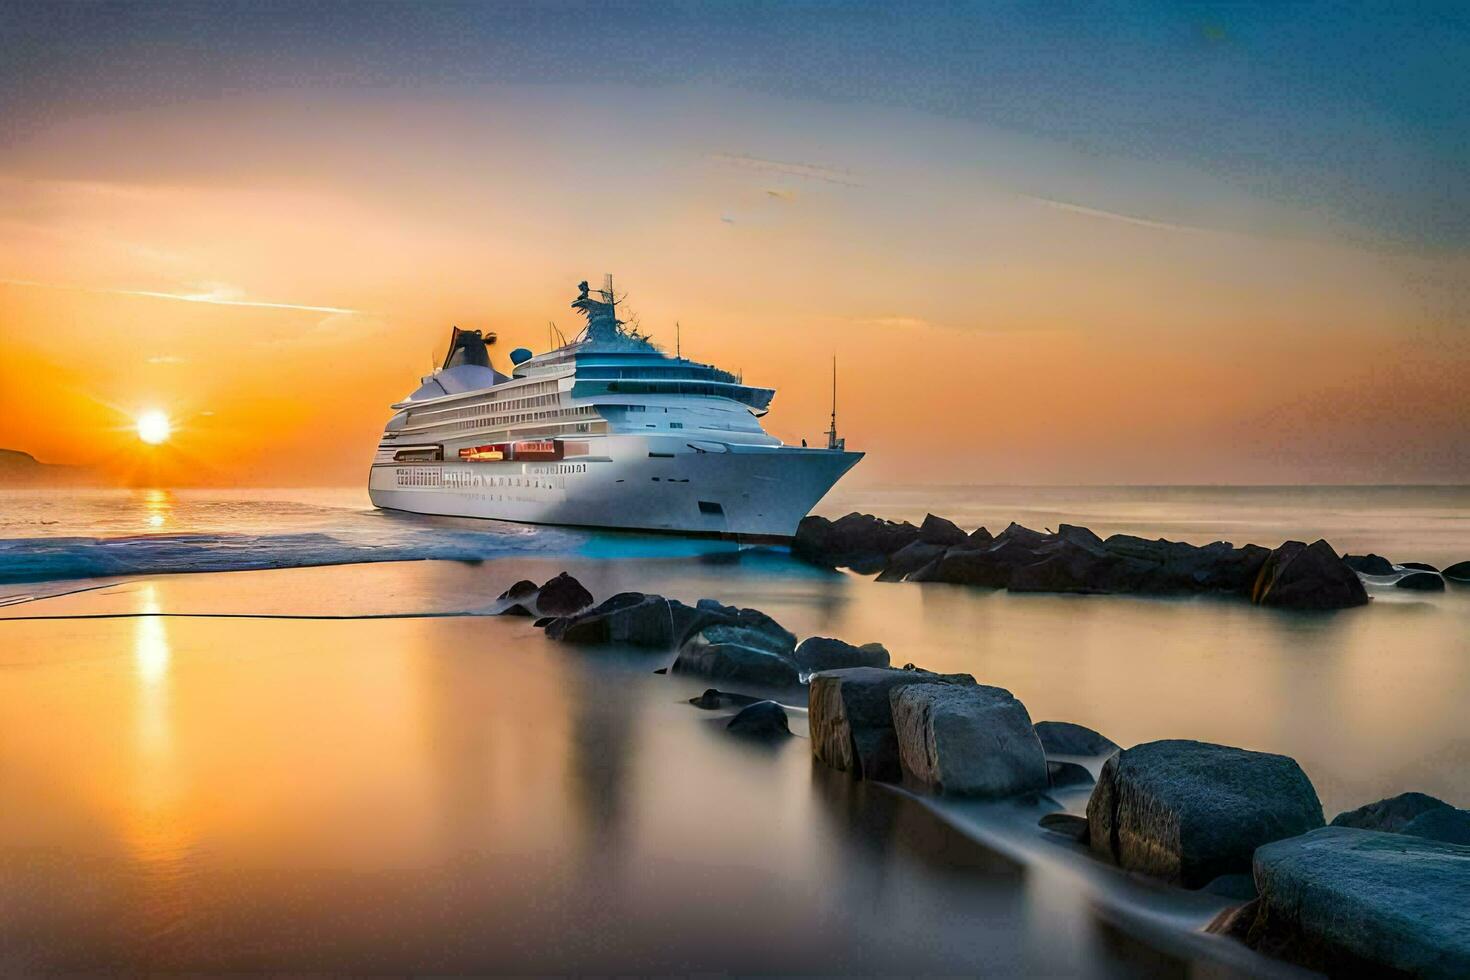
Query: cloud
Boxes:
[
  {"xmin": 145, "ymin": 354, "xmax": 186, "ymax": 364},
  {"xmin": 0, "ymin": 277, "xmax": 360, "ymax": 314},
  {"xmin": 709, "ymin": 153, "xmax": 864, "ymax": 187},
  {"xmin": 1018, "ymin": 194, "xmax": 1208, "ymax": 234},
  {"xmin": 720, "ymin": 213, "xmax": 737, "ymax": 224}
]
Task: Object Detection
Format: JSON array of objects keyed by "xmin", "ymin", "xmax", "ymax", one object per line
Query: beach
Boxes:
[{"xmin": 2, "ymin": 485, "xmax": 1468, "ymax": 973}]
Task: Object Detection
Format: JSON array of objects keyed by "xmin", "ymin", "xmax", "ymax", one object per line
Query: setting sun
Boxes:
[{"xmin": 136, "ymin": 410, "xmax": 172, "ymax": 445}]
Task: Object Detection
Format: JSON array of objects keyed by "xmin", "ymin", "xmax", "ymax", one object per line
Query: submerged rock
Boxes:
[
  {"xmin": 688, "ymin": 688, "xmax": 761, "ymax": 710},
  {"xmin": 1035, "ymin": 721, "xmax": 1119, "ymax": 757},
  {"xmin": 498, "ymin": 579, "xmax": 539, "ymax": 601},
  {"xmin": 1213, "ymin": 827, "xmax": 1470, "ymax": 977},
  {"xmin": 1331, "ymin": 791, "xmax": 1453, "ymax": 833},
  {"xmin": 536, "ymin": 571, "xmax": 595, "ymax": 615},
  {"xmin": 1343, "ymin": 553, "xmax": 1395, "ymax": 575},
  {"xmin": 808, "ymin": 666, "xmax": 975, "ymax": 781},
  {"xmin": 692, "ymin": 599, "xmax": 797, "ymax": 654},
  {"xmin": 1038, "ymin": 812, "xmax": 1089, "ymax": 841},
  {"xmin": 726, "ymin": 700, "xmax": 791, "ymax": 737},
  {"xmin": 1396, "ymin": 570, "xmax": 1446, "ymax": 591},
  {"xmin": 1251, "ymin": 539, "xmax": 1369, "ymax": 610},
  {"xmin": 890, "ymin": 683, "xmax": 1048, "ymax": 797},
  {"xmin": 1401, "ymin": 561, "xmax": 1440, "ymax": 572},
  {"xmin": 1086, "ymin": 739, "xmax": 1324, "ymax": 887},
  {"xmin": 1444, "ymin": 560, "xmax": 1470, "ymax": 582},
  {"xmin": 792, "ymin": 636, "xmax": 890, "ymax": 673},
  {"xmin": 1047, "ymin": 760, "xmax": 1095, "ymax": 788}
]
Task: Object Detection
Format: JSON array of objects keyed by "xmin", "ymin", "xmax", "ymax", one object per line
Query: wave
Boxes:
[{"xmin": 0, "ymin": 527, "xmax": 581, "ymax": 585}]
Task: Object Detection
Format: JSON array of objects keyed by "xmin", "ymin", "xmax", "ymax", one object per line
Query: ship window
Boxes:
[
  {"xmin": 698, "ymin": 501, "xmax": 724, "ymax": 516},
  {"xmin": 648, "ymin": 452, "xmax": 674, "ymax": 458},
  {"xmin": 669, "ymin": 422, "xmax": 683, "ymax": 429}
]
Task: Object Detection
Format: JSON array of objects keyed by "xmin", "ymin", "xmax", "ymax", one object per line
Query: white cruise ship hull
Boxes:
[{"xmin": 368, "ymin": 435, "xmax": 861, "ymax": 539}]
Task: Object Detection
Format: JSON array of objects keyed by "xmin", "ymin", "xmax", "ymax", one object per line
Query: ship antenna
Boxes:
[
  {"xmin": 825, "ymin": 356, "xmax": 843, "ymax": 451},
  {"xmin": 676, "ymin": 321, "xmax": 681, "ymax": 359}
]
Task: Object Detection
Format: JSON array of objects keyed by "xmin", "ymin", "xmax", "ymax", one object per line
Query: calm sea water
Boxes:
[{"xmin": 1, "ymin": 485, "xmax": 1466, "ymax": 973}]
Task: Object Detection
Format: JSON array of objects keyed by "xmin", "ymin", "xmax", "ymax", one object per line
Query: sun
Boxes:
[{"xmin": 136, "ymin": 410, "xmax": 172, "ymax": 445}]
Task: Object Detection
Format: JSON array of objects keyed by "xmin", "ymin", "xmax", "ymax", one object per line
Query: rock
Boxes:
[
  {"xmin": 546, "ymin": 592, "xmax": 707, "ymax": 647},
  {"xmin": 671, "ymin": 641, "xmax": 800, "ymax": 689},
  {"xmin": 1400, "ymin": 561, "xmax": 1440, "ymax": 572},
  {"xmin": 1008, "ymin": 539, "xmax": 1117, "ymax": 594},
  {"xmin": 1039, "ymin": 812, "xmax": 1089, "ymax": 841},
  {"xmin": 1251, "ymin": 539, "xmax": 1369, "ymax": 610},
  {"xmin": 1056, "ymin": 523, "xmax": 1106, "ymax": 550},
  {"xmin": 688, "ymin": 688, "xmax": 761, "ymax": 710},
  {"xmin": 533, "ymin": 616, "xmax": 555, "ymax": 628},
  {"xmin": 497, "ymin": 579, "xmax": 538, "ymax": 601},
  {"xmin": 1035, "ymin": 721, "xmax": 1120, "ymax": 757},
  {"xmin": 726, "ymin": 700, "xmax": 791, "ymax": 737},
  {"xmin": 686, "ymin": 622, "xmax": 792, "ymax": 657},
  {"xmin": 1396, "ymin": 570, "xmax": 1446, "ymax": 591},
  {"xmin": 808, "ymin": 666, "xmax": 976, "ymax": 781},
  {"xmin": 692, "ymin": 599, "xmax": 797, "ymax": 653},
  {"xmin": 792, "ymin": 636, "xmax": 890, "ymax": 673},
  {"xmin": 1343, "ymin": 553, "xmax": 1395, "ymax": 575},
  {"xmin": 653, "ymin": 667, "xmax": 666, "ymax": 674},
  {"xmin": 993, "ymin": 521, "xmax": 1053, "ymax": 550},
  {"xmin": 890, "ymin": 683, "xmax": 1049, "ymax": 798},
  {"xmin": 918, "ymin": 513, "xmax": 969, "ymax": 547},
  {"xmin": 1048, "ymin": 760, "xmax": 1095, "ymax": 788},
  {"xmin": 791, "ymin": 513, "xmax": 921, "ymax": 570},
  {"xmin": 1203, "ymin": 873, "xmax": 1258, "ymax": 901},
  {"xmin": 967, "ymin": 526, "xmax": 993, "ymax": 546},
  {"xmin": 1215, "ymin": 827, "xmax": 1470, "ymax": 977},
  {"xmin": 1444, "ymin": 560, "xmax": 1470, "ymax": 582},
  {"xmin": 922, "ymin": 538, "xmax": 1039, "ymax": 588},
  {"xmin": 1331, "ymin": 791, "xmax": 1453, "ymax": 833},
  {"xmin": 1401, "ymin": 807, "xmax": 1470, "ymax": 845},
  {"xmin": 875, "ymin": 540, "xmax": 946, "ymax": 582},
  {"xmin": 498, "ymin": 603, "xmax": 534, "ymax": 616},
  {"xmin": 1086, "ymin": 739, "xmax": 1324, "ymax": 888},
  {"xmin": 535, "ymin": 571, "xmax": 594, "ymax": 615}
]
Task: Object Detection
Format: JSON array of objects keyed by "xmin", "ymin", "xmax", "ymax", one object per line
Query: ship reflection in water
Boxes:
[{"xmin": 2, "ymin": 544, "xmax": 1465, "ymax": 974}]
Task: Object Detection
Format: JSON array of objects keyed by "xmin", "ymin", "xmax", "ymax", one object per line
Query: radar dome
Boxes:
[{"xmin": 510, "ymin": 347, "xmax": 534, "ymax": 365}]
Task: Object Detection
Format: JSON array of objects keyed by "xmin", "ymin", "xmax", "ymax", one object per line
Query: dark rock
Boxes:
[
  {"xmin": 536, "ymin": 571, "xmax": 595, "ymax": 615},
  {"xmin": 890, "ymin": 683, "xmax": 1049, "ymax": 797},
  {"xmin": 498, "ymin": 603, "xmax": 534, "ymax": 617},
  {"xmin": 1400, "ymin": 561, "xmax": 1439, "ymax": 572},
  {"xmin": 1251, "ymin": 539, "xmax": 1369, "ymax": 610},
  {"xmin": 671, "ymin": 641, "xmax": 800, "ymax": 689},
  {"xmin": 653, "ymin": 667, "xmax": 667, "ymax": 674},
  {"xmin": 1008, "ymin": 539, "xmax": 1117, "ymax": 594},
  {"xmin": 726, "ymin": 700, "xmax": 791, "ymax": 737},
  {"xmin": 875, "ymin": 540, "xmax": 946, "ymax": 582},
  {"xmin": 918, "ymin": 513, "xmax": 969, "ymax": 547},
  {"xmin": 993, "ymin": 521, "xmax": 1053, "ymax": 550},
  {"xmin": 1396, "ymin": 570, "xmax": 1446, "ymax": 591},
  {"xmin": 792, "ymin": 636, "xmax": 890, "ymax": 673},
  {"xmin": 1401, "ymin": 807, "xmax": 1470, "ymax": 845},
  {"xmin": 1332, "ymin": 791, "xmax": 1453, "ymax": 833},
  {"xmin": 1444, "ymin": 560, "xmax": 1470, "ymax": 582},
  {"xmin": 688, "ymin": 688, "xmax": 761, "ymax": 710},
  {"xmin": 692, "ymin": 599, "xmax": 797, "ymax": 653},
  {"xmin": 967, "ymin": 525, "xmax": 993, "ymax": 546},
  {"xmin": 1035, "ymin": 721, "xmax": 1120, "ymax": 757},
  {"xmin": 808, "ymin": 666, "xmax": 976, "ymax": 781},
  {"xmin": 1343, "ymin": 553, "xmax": 1395, "ymax": 575},
  {"xmin": 546, "ymin": 592, "xmax": 707, "ymax": 647},
  {"xmin": 1056, "ymin": 523, "xmax": 1106, "ymax": 550},
  {"xmin": 1039, "ymin": 812, "xmax": 1089, "ymax": 841},
  {"xmin": 923, "ymin": 537, "xmax": 1040, "ymax": 588},
  {"xmin": 686, "ymin": 622, "xmax": 792, "ymax": 657},
  {"xmin": 1202, "ymin": 873, "xmax": 1258, "ymax": 901},
  {"xmin": 497, "ymin": 579, "xmax": 538, "ymax": 601},
  {"xmin": 1215, "ymin": 827, "xmax": 1470, "ymax": 977},
  {"xmin": 1086, "ymin": 739, "xmax": 1324, "ymax": 888},
  {"xmin": 791, "ymin": 513, "xmax": 920, "ymax": 570},
  {"xmin": 533, "ymin": 616, "xmax": 555, "ymax": 628},
  {"xmin": 1048, "ymin": 760, "xmax": 1095, "ymax": 788}
]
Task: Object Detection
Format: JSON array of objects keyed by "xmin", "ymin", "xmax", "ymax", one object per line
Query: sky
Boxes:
[{"xmin": 1, "ymin": 1, "xmax": 1467, "ymax": 486}]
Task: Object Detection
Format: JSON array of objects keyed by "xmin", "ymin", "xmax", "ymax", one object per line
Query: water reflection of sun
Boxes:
[{"xmin": 142, "ymin": 488, "xmax": 173, "ymax": 530}]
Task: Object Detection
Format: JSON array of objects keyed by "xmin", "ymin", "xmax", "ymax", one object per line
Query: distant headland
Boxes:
[{"xmin": 0, "ymin": 449, "xmax": 103, "ymax": 487}]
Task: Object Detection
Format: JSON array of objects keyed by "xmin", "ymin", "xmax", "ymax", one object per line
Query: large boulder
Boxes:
[
  {"xmin": 1402, "ymin": 808, "xmax": 1470, "ymax": 845},
  {"xmin": 726, "ymin": 700, "xmax": 791, "ymax": 737},
  {"xmin": 1214, "ymin": 827, "xmax": 1470, "ymax": 977},
  {"xmin": 1251, "ymin": 539, "xmax": 1369, "ymax": 610},
  {"xmin": 1343, "ymin": 553, "xmax": 1395, "ymax": 575},
  {"xmin": 1035, "ymin": 720, "xmax": 1119, "ymax": 757},
  {"xmin": 917, "ymin": 513, "xmax": 969, "ymax": 547},
  {"xmin": 890, "ymin": 683, "xmax": 1049, "ymax": 797},
  {"xmin": 875, "ymin": 540, "xmax": 947, "ymax": 582},
  {"xmin": 1086, "ymin": 739, "xmax": 1324, "ymax": 887},
  {"xmin": 792, "ymin": 636, "xmax": 890, "ymax": 673},
  {"xmin": 534, "ymin": 571, "xmax": 595, "ymax": 615},
  {"xmin": 685, "ymin": 622, "xmax": 791, "ymax": 657},
  {"xmin": 992, "ymin": 521, "xmax": 1053, "ymax": 550},
  {"xmin": 1008, "ymin": 539, "xmax": 1118, "ymax": 594},
  {"xmin": 808, "ymin": 666, "xmax": 976, "ymax": 781},
  {"xmin": 791, "ymin": 513, "xmax": 920, "ymax": 571},
  {"xmin": 497, "ymin": 579, "xmax": 539, "ymax": 601},
  {"xmin": 1444, "ymin": 560, "xmax": 1470, "ymax": 582},
  {"xmin": 918, "ymin": 538, "xmax": 1039, "ymax": 588},
  {"xmin": 1396, "ymin": 570, "xmax": 1446, "ymax": 591},
  {"xmin": 545, "ymin": 592, "xmax": 708, "ymax": 647},
  {"xmin": 1332, "ymin": 791, "xmax": 1454, "ymax": 833},
  {"xmin": 692, "ymin": 598, "xmax": 796, "ymax": 653},
  {"xmin": 671, "ymin": 640, "xmax": 800, "ymax": 689}
]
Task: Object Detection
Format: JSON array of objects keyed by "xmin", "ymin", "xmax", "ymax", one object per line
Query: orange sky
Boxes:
[{"xmin": 2, "ymin": 86, "xmax": 1467, "ymax": 486}]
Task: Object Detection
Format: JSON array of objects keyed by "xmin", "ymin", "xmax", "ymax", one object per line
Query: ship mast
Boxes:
[{"xmin": 825, "ymin": 356, "xmax": 844, "ymax": 451}]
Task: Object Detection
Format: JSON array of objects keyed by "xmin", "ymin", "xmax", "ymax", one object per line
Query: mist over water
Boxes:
[{"xmin": 1, "ymin": 485, "xmax": 1467, "ymax": 972}]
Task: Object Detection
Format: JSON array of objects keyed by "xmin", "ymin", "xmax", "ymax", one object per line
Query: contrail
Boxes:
[
  {"xmin": 0, "ymin": 278, "xmax": 359, "ymax": 314},
  {"xmin": 1018, "ymin": 194, "xmax": 1206, "ymax": 234}
]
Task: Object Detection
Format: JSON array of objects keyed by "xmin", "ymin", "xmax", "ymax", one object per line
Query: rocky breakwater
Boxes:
[{"xmin": 794, "ymin": 513, "xmax": 1373, "ymax": 610}]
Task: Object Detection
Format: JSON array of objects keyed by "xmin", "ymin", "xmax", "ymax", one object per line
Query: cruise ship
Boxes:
[{"xmin": 367, "ymin": 277, "xmax": 862, "ymax": 538}]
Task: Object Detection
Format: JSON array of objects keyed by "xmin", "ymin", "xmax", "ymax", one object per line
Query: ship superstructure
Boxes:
[{"xmin": 367, "ymin": 276, "xmax": 861, "ymax": 537}]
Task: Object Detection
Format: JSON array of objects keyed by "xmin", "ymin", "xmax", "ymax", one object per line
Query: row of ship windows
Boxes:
[
  {"xmin": 410, "ymin": 379, "xmax": 561, "ymax": 425},
  {"xmin": 445, "ymin": 407, "xmax": 597, "ymax": 431}
]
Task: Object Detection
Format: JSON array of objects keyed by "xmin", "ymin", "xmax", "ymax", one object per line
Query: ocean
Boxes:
[{"xmin": 2, "ymin": 484, "xmax": 1467, "ymax": 973}]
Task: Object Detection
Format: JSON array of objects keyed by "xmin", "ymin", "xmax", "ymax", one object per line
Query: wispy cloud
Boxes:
[
  {"xmin": 145, "ymin": 354, "xmax": 186, "ymax": 365},
  {"xmin": 1018, "ymin": 194, "xmax": 1206, "ymax": 234},
  {"xmin": 0, "ymin": 277, "xmax": 360, "ymax": 314},
  {"xmin": 709, "ymin": 153, "xmax": 864, "ymax": 187}
]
